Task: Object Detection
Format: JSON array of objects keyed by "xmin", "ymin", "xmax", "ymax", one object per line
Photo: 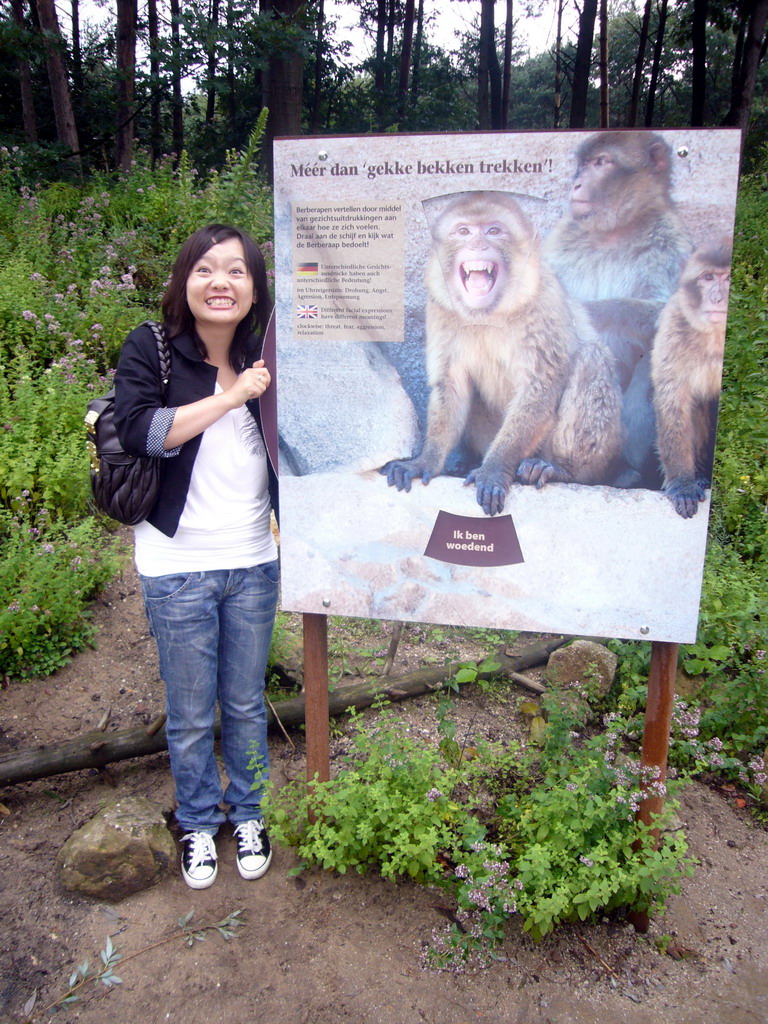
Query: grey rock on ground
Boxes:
[
  {"xmin": 57, "ymin": 795, "xmax": 176, "ymax": 901},
  {"xmin": 545, "ymin": 639, "xmax": 619, "ymax": 720}
]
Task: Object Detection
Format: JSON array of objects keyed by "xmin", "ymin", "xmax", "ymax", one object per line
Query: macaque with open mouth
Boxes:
[{"xmin": 383, "ymin": 191, "xmax": 622, "ymax": 516}]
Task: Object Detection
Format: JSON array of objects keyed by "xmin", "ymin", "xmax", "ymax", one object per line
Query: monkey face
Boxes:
[
  {"xmin": 571, "ymin": 150, "xmax": 618, "ymax": 220},
  {"xmin": 443, "ymin": 216, "xmax": 511, "ymax": 313},
  {"xmin": 697, "ymin": 270, "xmax": 730, "ymax": 324},
  {"xmin": 425, "ymin": 193, "xmax": 537, "ymax": 320},
  {"xmin": 569, "ymin": 133, "xmax": 673, "ymax": 235}
]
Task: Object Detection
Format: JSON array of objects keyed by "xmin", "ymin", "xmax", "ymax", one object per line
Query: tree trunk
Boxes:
[
  {"xmin": 206, "ymin": 0, "xmax": 220, "ymax": 124},
  {"xmin": 599, "ymin": 0, "xmax": 608, "ymax": 127},
  {"xmin": 722, "ymin": 0, "xmax": 768, "ymax": 143},
  {"xmin": 397, "ymin": 0, "xmax": 416, "ymax": 123},
  {"xmin": 644, "ymin": 0, "xmax": 668, "ymax": 126},
  {"xmin": 628, "ymin": 0, "xmax": 653, "ymax": 127},
  {"xmin": 690, "ymin": 0, "xmax": 707, "ymax": 126},
  {"xmin": 170, "ymin": 0, "xmax": 184, "ymax": 159},
  {"xmin": 0, "ymin": 636, "xmax": 571, "ymax": 786},
  {"xmin": 569, "ymin": 0, "xmax": 597, "ymax": 128},
  {"xmin": 309, "ymin": 0, "xmax": 325, "ymax": 133},
  {"xmin": 374, "ymin": 0, "xmax": 386, "ymax": 128},
  {"xmin": 410, "ymin": 0, "xmax": 424, "ymax": 104},
  {"xmin": 385, "ymin": 0, "xmax": 396, "ymax": 99},
  {"xmin": 261, "ymin": 0, "xmax": 304, "ymax": 174},
  {"xmin": 10, "ymin": 0, "xmax": 38, "ymax": 142},
  {"xmin": 227, "ymin": 0, "xmax": 237, "ymax": 134},
  {"xmin": 147, "ymin": 0, "xmax": 162, "ymax": 164},
  {"xmin": 70, "ymin": 0, "xmax": 82, "ymax": 105},
  {"xmin": 35, "ymin": 0, "xmax": 80, "ymax": 163},
  {"xmin": 115, "ymin": 0, "xmax": 137, "ymax": 171},
  {"xmin": 554, "ymin": 0, "xmax": 563, "ymax": 128},
  {"xmin": 501, "ymin": 0, "xmax": 513, "ymax": 128},
  {"xmin": 479, "ymin": 0, "xmax": 502, "ymax": 129}
]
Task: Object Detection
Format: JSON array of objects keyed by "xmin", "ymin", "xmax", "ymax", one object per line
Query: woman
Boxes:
[{"xmin": 114, "ymin": 224, "xmax": 278, "ymax": 890}]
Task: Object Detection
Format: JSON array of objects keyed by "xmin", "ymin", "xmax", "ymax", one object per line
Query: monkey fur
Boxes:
[
  {"xmin": 544, "ymin": 131, "xmax": 692, "ymax": 488},
  {"xmin": 383, "ymin": 191, "xmax": 623, "ymax": 517},
  {"xmin": 651, "ymin": 242, "xmax": 731, "ymax": 518}
]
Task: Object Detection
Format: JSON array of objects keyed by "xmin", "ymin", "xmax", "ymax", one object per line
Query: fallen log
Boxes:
[{"xmin": 0, "ymin": 634, "xmax": 568, "ymax": 786}]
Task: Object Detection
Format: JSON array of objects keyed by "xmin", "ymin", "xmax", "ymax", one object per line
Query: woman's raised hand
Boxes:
[{"xmin": 228, "ymin": 359, "xmax": 271, "ymax": 405}]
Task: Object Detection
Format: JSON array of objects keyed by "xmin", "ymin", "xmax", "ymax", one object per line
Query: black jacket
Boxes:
[{"xmin": 113, "ymin": 323, "xmax": 278, "ymax": 537}]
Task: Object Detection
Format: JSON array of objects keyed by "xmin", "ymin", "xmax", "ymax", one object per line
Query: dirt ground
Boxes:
[{"xmin": 1, "ymin": 562, "xmax": 767, "ymax": 1024}]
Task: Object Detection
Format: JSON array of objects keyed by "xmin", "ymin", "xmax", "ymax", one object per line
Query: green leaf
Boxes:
[{"xmin": 454, "ymin": 668, "xmax": 477, "ymax": 684}]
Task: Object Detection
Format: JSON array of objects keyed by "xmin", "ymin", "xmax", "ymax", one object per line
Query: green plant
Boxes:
[
  {"xmin": 266, "ymin": 693, "xmax": 694, "ymax": 971},
  {"xmin": 266, "ymin": 703, "xmax": 483, "ymax": 882},
  {"xmin": 0, "ymin": 503, "xmax": 125, "ymax": 679}
]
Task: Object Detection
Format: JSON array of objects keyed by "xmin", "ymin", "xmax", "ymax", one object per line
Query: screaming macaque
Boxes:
[
  {"xmin": 544, "ymin": 131, "xmax": 692, "ymax": 488},
  {"xmin": 651, "ymin": 242, "xmax": 732, "ymax": 518},
  {"xmin": 383, "ymin": 191, "xmax": 622, "ymax": 517}
]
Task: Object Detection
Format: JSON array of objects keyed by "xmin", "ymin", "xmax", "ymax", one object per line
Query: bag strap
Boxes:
[{"xmin": 142, "ymin": 320, "xmax": 171, "ymax": 397}]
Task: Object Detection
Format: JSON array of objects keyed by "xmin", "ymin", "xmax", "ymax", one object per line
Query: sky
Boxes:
[
  {"xmin": 70, "ymin": 0, "xmax": 566, "ymax": 62},
  {"xmin": 328, "ymin": 0, "xmax": 564, "ymax": 61}
]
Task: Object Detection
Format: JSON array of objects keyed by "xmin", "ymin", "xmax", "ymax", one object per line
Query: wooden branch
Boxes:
[{"xmin": 0, "ymin": 635, "xmax": 569, "ymax": 787}]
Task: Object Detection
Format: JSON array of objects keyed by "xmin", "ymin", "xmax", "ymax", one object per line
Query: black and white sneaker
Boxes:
[
  {"xmin": 180, "ymin": 831, "xmax": 218, "ymax": 889},
  {"xmin": 233, "ymin": 819, "xmax": 272, "ymax": 880}
]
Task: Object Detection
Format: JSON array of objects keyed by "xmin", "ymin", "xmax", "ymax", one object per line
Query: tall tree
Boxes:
[
  {"xmin": 501, "ymin": 0, "xmax": 513, "ymax": 128},
  {"xmin": 70, "ymin": 0, "xmax": 82, "ymax": 103},
  {"xmin": 205, "ymin": 0, "xmax": 220, "ymax": 123},
  {"xmin": 598, "ymin": 0, "xmax": 608, "ymax": 126},
  {"xmin": 115, "ymin": 0, "xmax": 137, "ymax": 170},
  {"xmin": 554, "ymin": 0, "xmax": 564, "ymax": 127},
  {"xmin": 569, "ymin": 0, "xmax": 597, "ymax": 127},
  {"xmin": 261, "ymin": 0, "xmax": 304, "ymax": 170},
  {"xmin": 397, "ymin": 0, "xmax": 415, "ymax": 123},
  {"xmin": 628, "ymin": 0, "xmax": 652, "ymax": 126},
  {"xmin": 309, "ymin": 0, "xmax": 325, "ymax": 133},
  {"xmin": 690, "ymin": 0, "xmax": 708, "ymax": 125},
  {"xmin": 478, "ymin": 0, "xmax": 502, "ymax": 128},
  {"xmin": 722, "ymin": 0, "xmax": 768, "ymax": 142},
  {"xmin": 35, "ymin": 0, "xmax": 80, "ymax": 162},
  {"xmin": 170, "ymin": 0, "xmax": 184, "ymax": 157},
  {"xmin": 374, "ymin": 0, "xmax": 387, "ymax": 127},
  {"xmin": 644, "ymin": 0, "xmax": 669, "ymax": 126},
  {"xmin": 147, "ymin": 0, "xmax": 162, "ymax": 164},
  {"xmin": 410, "ymin": 0, "xmax": 425, "ymax": 105},
  {"xmin": 10, "ymin": 0, "xmax": 38, "ymax": 142}
]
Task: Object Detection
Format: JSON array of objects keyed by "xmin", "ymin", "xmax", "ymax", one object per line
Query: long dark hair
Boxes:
[{"xmin": 161, "ymin": 224, "xmax": 273, "ymax": 371}]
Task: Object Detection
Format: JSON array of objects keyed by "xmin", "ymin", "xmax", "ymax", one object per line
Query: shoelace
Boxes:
[
  {"xmin": 235, "ymin": 821, "xmax": 264, "ymax": 854},
  {"xmin": 182, "ymin": 832, "xmax": 217, "ymax": 868}
]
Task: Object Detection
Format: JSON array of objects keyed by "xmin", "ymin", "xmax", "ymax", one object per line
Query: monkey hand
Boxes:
[
  {"xmin": 380, "ymin": 457, "xmax": 437, "ymax": 492},
  {"xmin": 516, "ymin": 458, "xmax": 573, "ymax": 488},
  {"xmin": 464, "ymin": 467, "xmax": 510, "ymax": 517},
  {"xmin": 662, "ymin": 478, "xmax": 708, "ymax": 519}
]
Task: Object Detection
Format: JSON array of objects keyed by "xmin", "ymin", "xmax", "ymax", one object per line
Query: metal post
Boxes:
[
  {"xmin": 303, "ymin": 612, "xmax": 330, "ymax": 787},
  {"xmin": 629, "ymin": 639, "xmax": 678, "ymax": 933}
]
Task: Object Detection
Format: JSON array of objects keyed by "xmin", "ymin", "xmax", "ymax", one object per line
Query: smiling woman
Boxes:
[{"xmin": 112, "ymin": 224, "xmax": 279, "ymax": 891}]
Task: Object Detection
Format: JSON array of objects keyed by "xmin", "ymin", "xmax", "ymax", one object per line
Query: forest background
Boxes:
[{"xmin": 0, "ymin": 0, "xmax": 766, "ymax": 948}]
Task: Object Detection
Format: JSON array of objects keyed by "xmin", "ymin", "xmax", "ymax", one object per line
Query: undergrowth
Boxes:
[{"xmin": 266, "ymin": 692, "xmax": 694, "ymax": 969}]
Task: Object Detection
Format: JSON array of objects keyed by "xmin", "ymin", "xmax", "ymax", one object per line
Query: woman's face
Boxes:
[{"xmin": 185, "ymin": 238, "xmax": 255, "ymax": 336}]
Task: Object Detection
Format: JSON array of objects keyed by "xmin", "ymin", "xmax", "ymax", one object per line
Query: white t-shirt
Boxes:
[{"xmin": 134, "ymin": 391, "xmax": 277, "ymax": 576}]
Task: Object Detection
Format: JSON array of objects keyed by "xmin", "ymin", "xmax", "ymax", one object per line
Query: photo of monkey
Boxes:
[
  {"xmin": 544, "ymin": 131, "xmax": 693, "ymax": 489},
  {"xmin": 652, "ymin": 242, "xmax": 731, "ymax": 518},
  {"xmin": 383, "ymin": 191, "xmax": 622, "ymax": 516},
  {"xmin": 273, "ymin": 128, "xmax": 741, "ymax": 642}
]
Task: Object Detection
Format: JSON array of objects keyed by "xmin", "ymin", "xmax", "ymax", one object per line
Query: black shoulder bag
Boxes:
[{"xmin": 85, "ymin": 321, "xmax": 171, "ymax": 526}]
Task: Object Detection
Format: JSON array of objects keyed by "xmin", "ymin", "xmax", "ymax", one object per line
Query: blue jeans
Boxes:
[{"xmin": 140, "ymin": 561, "xmax": 278, "ymax": 834}]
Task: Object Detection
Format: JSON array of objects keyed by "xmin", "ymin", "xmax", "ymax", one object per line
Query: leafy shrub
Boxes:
[
  {"xmin": 0, "ymin": 123, "xmax": 275, "ymax": 682},
  {"xmin": 0, "ymin": 502, "xmax": 125, "ymax": 679},
  {"xmin": 266, "ymin": 704, "xmax": 481, "ymax": 883},
  {"xmin": 266, "ymin": 695, "xmax": 694, "ymax": 969}
]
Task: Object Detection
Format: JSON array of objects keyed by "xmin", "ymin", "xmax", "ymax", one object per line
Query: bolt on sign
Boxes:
[{"xmin": 271, "ymin": 129, "xmax": 741, "ymax": 643}]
